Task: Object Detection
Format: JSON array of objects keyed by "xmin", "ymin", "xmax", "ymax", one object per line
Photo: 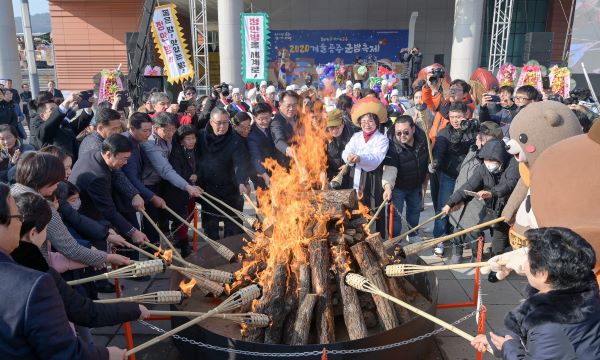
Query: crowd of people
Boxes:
[{"xmin": 0, "ymin": 57, "xmax": 598, "ymax": 359}]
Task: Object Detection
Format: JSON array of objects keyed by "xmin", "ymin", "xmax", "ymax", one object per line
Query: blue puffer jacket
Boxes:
[{"xmin": 493, "ymin": 276, "xmax": 600, "ymax": 359}]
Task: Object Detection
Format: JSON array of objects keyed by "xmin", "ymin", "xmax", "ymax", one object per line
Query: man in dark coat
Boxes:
[
  {"xmin": 29, "ymin": 93, "xmax": 93, "ymax": 158},
  {"xmin": 326, "ymin": 109, "xmax": 355, "ymax": 189},
  {"xmin": 0, "ymin": 183, "xmax": 118, "ymax": 359},
  {"xmin": 247, "ymin": 102, "xmax": 279, "ymax": 189},
  {"xmin": 472, "ymin": 228, "xmax": 600, "ymax": 359},
  {"xmin": 0, "ymin": 89, "xmax": 18, "ymax": 130},
  {"xmin": 69, "ymin": 134, "xmax": 149, "ymax": 245},
  {"xmin": 226, "ymin": 87, "xmax": 250, "ymax": 118},
  {"xmin": 443, "ymin": 138, "xmax": 519, "ymax": 262},
  {"xmin": 197, "ymin": 107, "xmax": 249, "ymax": 240},
  {"xmin": 382, "ymin": 115, "xmax": 430, "ymax": 240},
  {"xmin": 270, "ymin": 90, "xmax": 300, "ymax": 168},
  {"xmin": 47, "ymin": 80, "xmax": 64, "ymax": 99}
]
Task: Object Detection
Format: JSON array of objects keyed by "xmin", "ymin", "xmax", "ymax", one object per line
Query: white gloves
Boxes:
[{"xmin": 480, "ymin": 247, "xmax": 529, "ymax": 281}]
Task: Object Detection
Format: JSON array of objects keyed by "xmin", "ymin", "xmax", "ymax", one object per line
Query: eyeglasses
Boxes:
[
  {"xmin": 9, "ymin": 213, "xmax": 23, "ymax": 223},
  {"xmin": 282, "ymin": 103, "xmax": 297, "ymax": 109},
  {"xmin": 514, "ymin": 96, "xmax": 531, "ymax": 101},
  {"xmin": 235, "ymin": 124, "xmax": 251, "ymax": 131},
  {"xmin": 395, "ymin": 130, "xmax": 411, "ymax": 136}
]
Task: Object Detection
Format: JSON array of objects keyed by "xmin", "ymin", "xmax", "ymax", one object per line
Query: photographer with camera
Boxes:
[
  {"xmin": 441, "ymin": 137, "xmax": 519, "ymax": 263},
  {"xmin": 422, "ymin": 68, "xmax": 475, "ymax": 145},
  {"xmin": 214, "ymin": 82, "xmax": 232, "ymax": 110},
  {"xmin": 408, "ymin": 47, "xmax": 423, "ymax": 88},
  {"xmin": 429, "ymin": 102, "xmax": 477, "ymax": 257}
]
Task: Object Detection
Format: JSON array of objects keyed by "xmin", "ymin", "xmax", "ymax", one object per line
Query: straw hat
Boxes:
[{"xmin": 350, "ymin": 97, "xmax": 388, "ymax": 126}]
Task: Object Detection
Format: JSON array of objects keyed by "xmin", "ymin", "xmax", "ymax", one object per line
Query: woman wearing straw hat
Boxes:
[{"xmin": 342, "ymin": 97, "xmax": 389, "ymax": 234}]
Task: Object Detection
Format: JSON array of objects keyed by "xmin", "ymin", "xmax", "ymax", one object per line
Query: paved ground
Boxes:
[{"xmin": 93, "ymin": 190, "xmax": 525, "ymax": 359}]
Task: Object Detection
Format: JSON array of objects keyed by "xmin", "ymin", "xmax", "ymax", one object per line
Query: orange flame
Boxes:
[
  {"xmin": 179, "ymin": 277, "xmax": 196, "ymax": 296},
  {"xmin": 161, "ymin": 249, "xmax": 173, "ymax": 263},
  {"xmin": 153, "ymin": 245, "xmax": 163, "ymax": 257}
]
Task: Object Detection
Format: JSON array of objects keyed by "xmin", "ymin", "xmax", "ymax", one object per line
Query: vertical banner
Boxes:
[
  {"xmin": 151, "ymin": 4, "xmax": 194, "ymax": 84},
  {"xmin": 241, "ymin": 13, "xmax": 270, "ymax": 83}
]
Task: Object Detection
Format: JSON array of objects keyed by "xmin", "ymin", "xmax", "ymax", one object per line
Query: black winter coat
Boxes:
[
  {"xmin": 496, "ymin": 279, "xmax": 600, "ymax": 359},
  {"xmin": 270, "ymin": 113, "xmax": 296, "ymax": 167},
  {"xmin": 383, "ymin": 127, "xmax": 429, "ymax": 190},
  {"xmin": 446, "ymin": 139, "xmax": 519, "ymax": 216},
  {"xmin": 0, "ymin": 251, "xmax": 106, "ymax": 360},
  {"xmin": 196, "ymin": 97, "xmax": 217, "ymax": 131},
  {"xmin": 197, "ymin": 124, "xmax": 248, "ymax": 201},
  {"xmin": 433, "ymin": 125, "xmax": 475, "ymax": 178},
  {"xmin": 165, "ymin": 139, "xmax": 196, "ymax": 216},
  {"xmin": 11, "ymin": 241, "xmax": 141, "ymax": 328},
  {"xmin": 0, "ymin": 100, "xmax": 18, "ymax": 130},
  {"xmin": 30, "ymin": 107, "xmax": 93, "ymax": 157},
  {"xmin": 326, "ymin": 123, "xmax": 355, "ymax": 189}
]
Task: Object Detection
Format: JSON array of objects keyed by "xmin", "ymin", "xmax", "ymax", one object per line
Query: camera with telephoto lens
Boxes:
[
  {"xmin": 219, "ymin": 82, "xmax": 230, "ymax": 97},
  {"xmin": 428, "ymin": 67, "xmax": 445, "ymax": 83},
  {"xmin": 460, "ymin": 118, "xmax": 481, "ymax": 132}
]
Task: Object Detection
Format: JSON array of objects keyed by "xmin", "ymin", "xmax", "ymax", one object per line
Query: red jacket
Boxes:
[{"xmin": 422, "ymin": 85, "xmax": 475, "ymax": 145}]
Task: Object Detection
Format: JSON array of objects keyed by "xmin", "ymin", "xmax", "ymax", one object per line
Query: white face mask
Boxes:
[
  {"xmin": 69, "ymin": 198, "xmax": 82, "ymax": 211},
  {"xmin": 484, "ymin": 162, "xmax": 501, "ymax": 173}
]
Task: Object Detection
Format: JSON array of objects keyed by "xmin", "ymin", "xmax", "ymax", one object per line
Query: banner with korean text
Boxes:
[
  {"xmin": 151, "ymin": 4, "xmax": 194, "ymax": 84},
  {"xmin": 241, "ymin": 13, "xmax": 270, "ymax": 83}
]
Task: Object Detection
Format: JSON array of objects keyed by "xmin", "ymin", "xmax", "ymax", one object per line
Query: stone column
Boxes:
[
  {"xmin": 0, "ymin": 0, "xmax": 23, "ymax": 91},
  {"xmin": 217, "ymin": 0, "xmax": 243, "ymax": 88},
  {"xmin": 449, "ymin": 0, "xmax": 485, "ymax": 81}
]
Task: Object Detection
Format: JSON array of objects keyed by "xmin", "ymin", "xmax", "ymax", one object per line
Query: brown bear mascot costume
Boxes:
[{"xmin": 501, "ymin": 101, "xmax": 582, "ymax": 246}]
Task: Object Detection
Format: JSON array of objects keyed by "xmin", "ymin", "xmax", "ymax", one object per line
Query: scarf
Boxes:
[{"xmin": 362, "ymin": 129, "xmax": 377, "ymax": 143}]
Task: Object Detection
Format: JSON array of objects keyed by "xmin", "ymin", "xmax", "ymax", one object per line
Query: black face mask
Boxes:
[{"xmin": 415, "ymin": 103, "xmax": 427, "ymax": 111}]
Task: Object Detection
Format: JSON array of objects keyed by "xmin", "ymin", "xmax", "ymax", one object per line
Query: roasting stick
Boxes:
[
  {"xmin": 242, "ymin": 193, "xmax": 264, "ymax": 222},
  {"xmin": 140, "ymin": 209, "xmax": 186, "ymax": 263},
  {"xmin": 120, "ymin": 241, "xmax": 160, "ymax": 259},
  {"xmin": 66, "ymin": 259, "xmax": 166, "ymax": 286},
  {"xmin": 200, "ymin": 191, "xmax": 258, "ymax": 228},
  {"xmin": 345, "ymin": 273, "xmax": 492, "ymax": 353},
  {"xmin": 329, "ymin": 164, "xmax": 349, "ymax": 189},
  {"xmin": 384, "ymin": 260, "xmax": 507, "ymax": 277},
  {"xmin": 383, "ymin": 212, "xmax": 445, "ymax": 250},
  {"xmin": 367, "ymin": 200, "xmax": 389, "ymax": 230},
  {"xmin": 401, "ymin": 217, "xmax": 506, "ymax": 256},
  {"xmin": 95, "ymin": 291, "xmax": 184, "ymax": 305},
  {"xmin": 163, "ymin": 205, "xmax": 237, "ymax": 262},
  {"xmin": 125, "ymin": 284, "xmax": 262, "ymax": 356},
  {"xmin": 197, "ymin": 193, "xmax": 255, "ymax": 238},
  {"xmin": 147, "ymin": 310, "xmax": 270, "ymax": 327}
]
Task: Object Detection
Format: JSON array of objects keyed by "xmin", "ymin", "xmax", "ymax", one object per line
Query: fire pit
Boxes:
[{"xmin": 168, "ymin": 234, "xmax": 439, "ymax": 359}]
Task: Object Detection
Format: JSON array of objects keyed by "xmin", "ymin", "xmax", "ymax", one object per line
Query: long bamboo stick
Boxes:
[
  {"xmin": 163, "ymin": 205, "xmax": 236, "ymax": 262},
  {"xmin": 147, "ymin": 310, "xmax": 270, "ymax": 327},
  {"xmin": 198, "ymin": 193, "xmax": 255, "ymax": 238},
  {"xmin": 367, "ymin": 200, "xmax": 389, "ymax": 230},
  {"xmin": 95, "ymin": 291, "xmax": 183, "ymax": 305},
  {"xmin": 242, "ymin": 193, "xmax": 264, "ymax": 222},
  {"xmin": 140, "ymin": 208, "xmax": 185, "ymax": 263},
  {"xmin": 384, "ymin": 261, "xmax": 506, "ymax": 277},
  {"xmin": 67, "ymin": 259, "xmax": 166, "ymax": 285},
  {"xmin": 401, "ymin": 217, "xmax": 506, "ymax": 256},
  {"xmin": 125, "ymin": 284, "xmax": 262, "ymax": 355},
  {"xmin": 345, "ymin": 273, "xmax": 492, "ymax": 353},
  {"xmin": 201, "ymin": 191, "xmax": 257, "ymax": 228},
  {"xmin": 383, "ymin": 212, "xmax": 445, "ymax": 250},
  {"xmin": 120, "ymin": 241, "xmax": 159, "ymax": 260}
]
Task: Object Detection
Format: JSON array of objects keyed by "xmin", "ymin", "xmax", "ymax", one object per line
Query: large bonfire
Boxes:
[{"xmin": 228, "ymin": 102, "xmax": 413, "ymax": 345}]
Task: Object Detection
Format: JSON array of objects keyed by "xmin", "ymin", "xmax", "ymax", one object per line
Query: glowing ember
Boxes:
[
  {"xmin": 179, "ymin": 278, "xmax": 196, "ymax": 296},
  {"xmin": 153, "ymin": 246, "xmax": 163, "ymax": 257}
]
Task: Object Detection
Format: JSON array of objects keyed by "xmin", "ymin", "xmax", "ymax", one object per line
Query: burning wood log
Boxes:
[
  {"xmin": 365, "ymin": 233, "xmax": 411, "ymax": 323},
  {"xmin": 311, "ymin": 189, "xmax": 358, "ymax": 218},
  {"xmin": 332, "ymin": 245, "xmax": 368, "ymax": 340},
  {"xmin": 263, "ymin": 262, "xmax": 289, "ymax": 344},
  {"xmin": 308, "ymin": 239, "xmax": 335, "ymax": 344},
  {"xmin": 350, "ymin": 242, "xmax": 399, "ymax": 330},
  {"xmin": 289, "ymin": 294, "xmax": 318, "ymax": 345},
  {"xmin": 243, "ymin": 263, "xmax": 288, "ymax": 343}
]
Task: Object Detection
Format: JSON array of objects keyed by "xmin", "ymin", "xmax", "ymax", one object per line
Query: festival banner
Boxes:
[
  {"xmin": 151, "ymin": 4, "xmax": 194, "ymax": 84},
  {"xmin": 241, "ymin": 13, "xmax": 270, "ymax": 83}
]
